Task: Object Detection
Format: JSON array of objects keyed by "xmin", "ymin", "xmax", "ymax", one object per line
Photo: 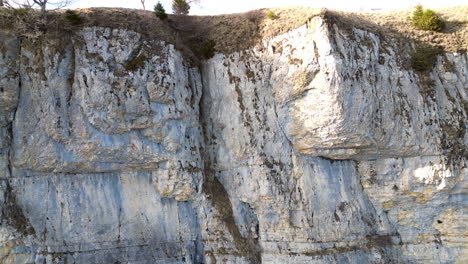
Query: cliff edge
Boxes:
[{"xmin": 0, "ymin": 6, "xmax": 466, "ymax": 264}]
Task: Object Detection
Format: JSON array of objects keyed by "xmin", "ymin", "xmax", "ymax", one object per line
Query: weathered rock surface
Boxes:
[{"xmin": 0, "ymin": 12, "xmax": 466, "ymax": 264}]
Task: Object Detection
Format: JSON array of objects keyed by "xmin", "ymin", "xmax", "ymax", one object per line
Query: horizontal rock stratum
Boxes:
[{"xmin": 0, "ymin": 6, "xmax": 466, "ymax": 264}]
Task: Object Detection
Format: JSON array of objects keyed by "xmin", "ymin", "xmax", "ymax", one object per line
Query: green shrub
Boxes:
[
  {"xmin": 411, "ymin": 46, "xmax": 441, "ymax": 72},
  {"xmin": 154, "ymin": 2, "xmax": 167, "ymax": 20},
  {"xmin": 266, "ymin": 11, "xmax": 278, "ymax": 20},
  {"xmin": 200, "ymin": 39, "xmax": 216, "ymax": 59},
  {"xmin": 64, "ymin": 10, "xmax": 82, "ymax": 25},
  {"xmin": 12, "ymin": 7, "xmax": 32, "ymax": 17},
  {"xmin": 409, "ymin": 5, "xmax": 445, "ymax": 32},
  {"xmin": 125, "ymin": 54, "xmax": 147, "ymax": 71}
]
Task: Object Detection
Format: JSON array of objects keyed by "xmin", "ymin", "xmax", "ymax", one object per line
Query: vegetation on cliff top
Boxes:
[
  {"xmin": 0, "ymin": 6, "xmax": 466, "ymax": 57},
  {"xmin": 154, "ymin": 2, "xmax": 167, "ymax": 20},
  {"xmin": 172, "ymin": 0, "xmax": 190, "ymax": 15},
  {"xmin": 409, "ymin": 5, "xmax": 445, "ymax": 32},
  {"xmin": 326, "ymin": 7, "xmax": 467, "ymax": 53},
  {"xmin": 410, "ymin": 45, "xmax": 442, "ymax": 72}
]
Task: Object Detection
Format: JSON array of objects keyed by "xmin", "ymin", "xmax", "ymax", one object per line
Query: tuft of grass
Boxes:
[
  {"xmin": 266, "ymin": 10, "xmax": 278, "ymax": 20},
  {"xmin": 64, "ymin": 10, "xmax": 82, "ymax": 25},
  {"xmin": 410, "ymin": 45, "xmax": 442, "ymax": 72},
  {"xmin": 125, "ymin": 54, "xmax": 148, "ymax": 71},
  {"xmin": 409, "ymin": 5, "xmax": 445, "ymax": 32}
]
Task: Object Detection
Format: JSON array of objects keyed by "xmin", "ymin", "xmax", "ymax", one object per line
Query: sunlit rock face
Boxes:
[
  {"xmin": 0, "ymin": 15, "xmax": 466, "ymax": 264},
  {"xmin": 1, "ymin": 28, "xmax": 205, "ymax": 264}
]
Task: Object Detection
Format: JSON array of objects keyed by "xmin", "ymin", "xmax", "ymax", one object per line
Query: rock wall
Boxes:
[{"xmin": 0, "ymin": 15, "xmax": 466, "ymax": 264}]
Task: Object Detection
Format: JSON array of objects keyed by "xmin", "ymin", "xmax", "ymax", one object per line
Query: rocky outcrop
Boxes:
[{"xmin": 0, "ymin": 10, "xmax": 466, "ymax": 264}]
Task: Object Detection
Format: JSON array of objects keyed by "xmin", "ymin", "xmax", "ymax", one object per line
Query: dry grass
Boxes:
[
  {"xmin": 0, "ymin": 6, "xmax": 466, "ymax": 60},
  {"xmin": 331, "ymin": 6, "xmax": 468, "ymax": 52},
  {"xmin": 167, "ymin": 7, "xmax": 323, "ymax": 55},
  {"xmin": 0, "ymin": 7, "xmax": 179, "ymax": 45}
]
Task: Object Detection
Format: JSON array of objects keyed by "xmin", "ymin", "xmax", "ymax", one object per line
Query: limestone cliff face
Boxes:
[{"xmin": 0, "ymin": 14, "xmax": 466, "ymax": 264}]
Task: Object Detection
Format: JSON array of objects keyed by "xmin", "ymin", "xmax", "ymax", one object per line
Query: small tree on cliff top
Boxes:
[
  {"xmin": 172, "ymin": 0, "xmax": 189, "ymax": 15},
  {"xmin": 154, "ymin": 1, "xmax": 167, "ymax": 20},
  {"xmin": 172, "ymin": 0, "xmax": 199, "ymax": 15}
]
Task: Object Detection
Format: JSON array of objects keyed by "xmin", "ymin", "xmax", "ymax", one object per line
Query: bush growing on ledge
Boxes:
[
  {"xmin": 410, "ymin": 45, "xmax": 441, "ymax": 72},
  {"xmin": 200, "ymin": 39, "xmax": 216, "ymax": 59},
  {"xmin": 64, "ymin": 10, "xmax": 82, "ymax": 25},
  {"xmin": 154, "ymin": 2, "xmax": 167, "ymax": 20},
  {"xmin": 409, "ymin": 5, "xmax": 445, "ymax": 32}
]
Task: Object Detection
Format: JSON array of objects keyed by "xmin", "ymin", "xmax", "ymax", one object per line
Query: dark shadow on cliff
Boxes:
[{"xmin": 1, "ymin": 180, "xmax": 36, "ymax": 237}]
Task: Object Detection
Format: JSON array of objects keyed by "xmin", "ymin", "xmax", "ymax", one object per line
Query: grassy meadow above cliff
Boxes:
[{"xmin": 0, "ymin": 6, "xmax": 466, "ymax": 58}]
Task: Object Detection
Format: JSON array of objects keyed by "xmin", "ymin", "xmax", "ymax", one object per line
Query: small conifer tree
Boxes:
[
  {"xmin": 154, "ymin": 1, "xmax": 167, "ymax": 20},
  {"xmin": 172, "ymin": 0, "xmax": 190, "ymax": 15}
]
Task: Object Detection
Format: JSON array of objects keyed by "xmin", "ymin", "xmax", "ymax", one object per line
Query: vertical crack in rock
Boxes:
[
  {"xmin": 199, "ymin": 72, "xmax": 262, "ymax": 263},
  {"xmin": 1, "ymin": 35, "xmax": 36, "ymax": 238},
  {"xmin": 66, "ymin": 42, "xmax": 76, "ymax": 137}
]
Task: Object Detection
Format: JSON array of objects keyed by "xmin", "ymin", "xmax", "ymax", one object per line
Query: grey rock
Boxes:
[{"xmin": 0, "ymin": 15, "xmax": 466, "ymax": 264}]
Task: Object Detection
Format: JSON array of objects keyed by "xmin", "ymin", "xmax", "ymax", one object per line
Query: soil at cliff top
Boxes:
[{"xmin": 0, "ymin": 6, "xmax": 466, "ymax": 54}]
